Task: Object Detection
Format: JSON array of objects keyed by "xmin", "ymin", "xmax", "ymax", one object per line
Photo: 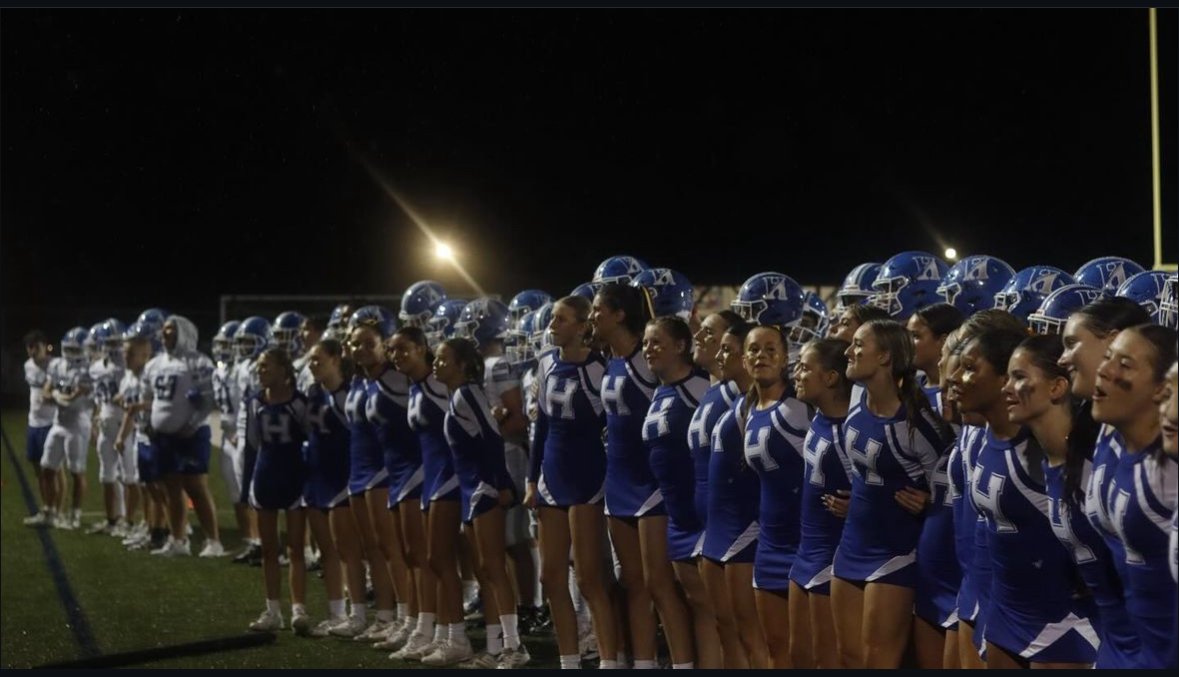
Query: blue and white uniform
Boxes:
[
  {"xmin": 644, "ymin": 371, "xmax": 711, "ymax": 562},
  {"xmin": 445, "ymin": 384, "xmax": 512, "ymax": 523},
  {"xmin": 972, "ymin": 427, "xmax": 1098, "ymax": 664},
  {"xmin": 602, "ymin": 346, "xmax": 662, "ymax": 517},
  {"xmin": 686, "ymin": 380, "xmax": 740, "ymax": 527},
  {"xmin": 1107, "ymin": 442, "xmax": 1177, "ymax": 668},
  {"xmin": 246, "ymin": 391, "xmax": 310, "ymax": 511},
  {"xmin": 142, "ymin": 317, "xmax": 215, "ymax": 476},
  {"xmin": 916, "ymin": 387, "xmax": 962, "ymax": 629},
  {"xmin": 792, "ymin": 411, "xmax": 853, "ymax": 595},
  {"xmin": 25, "ymin": 357, "xmax": 58, "ymax": 464},
  {"xmin": 303, "ymin": 384, "xmax": 352, "ymax": 510},
  {"xmin": 950, "ymin": 425, "xmax": 989, "ymax": 630},
  {"xmin": 41, "ymin": 359, "xmax": 95, "ymax": 473},
  {"xmin": 485, "ymin": 355, "xmax": 530, "ymax": 545},
  {"xmin": 345, "ymin": 375, "xmax": 387, "ymax": 495},
  {"xmin": 834, "ymin": 389, "xmax": 951, "ymax": 587},
  {"xmin": 702, "ymin": 399, "xmax": 761, "ymax": 564},
  {"xmin": 212, "ymin": 360, "xmax": 242, "ymax": 500},
  {"xmin": 91, "ymin": 355, "xmax": 127, "ymax": 484},
  {"xmin": 408, "ymin": 375, "xmax": 459, "ymax": 507},
  {"xmin": 233, "ymin": 357, "xmax": 262, "ymax": 503},
  {"xmin": 1046, "ymin": 460, "xmax": 1139, "ymax": 668},
  {"xmin": 365, "ymin": 366, "xmax": 422, "ymax": 506},
  {"xmin": 118, "ymin": 370, "xmax": 151, "ymax": 483},
  {"xmin": 529, "ymin": 349, "xmax": 608, "ymax": 507},
  {"xmin": 744, "ymin": 392, "xmax": 810, "ymax": 591}
]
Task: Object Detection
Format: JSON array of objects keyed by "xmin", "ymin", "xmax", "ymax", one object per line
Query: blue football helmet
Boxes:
[
  {"xmin": 95, "ymin": 318, "xmax": 127, "ymax": 358},
  {"xmin": 994, "ymin": 266, "xmax": 1076, "ymax": 322},
  {"xmin": 454, "ymin": 298, "xmax": 512, "ymax": 350},
  {"xmin": 1116, "ymin": 270, "xmax": 1172, "ymax": 325},
  {"xmin": 570, "ymin": 282, "xmax": 603, "ymax": 302},
  {"xmin": 1028, "ymin": 285, "xmax": 1102, "ymax": 335},
  {"xmin": 1159, "ymin": 274, "xmax": 1178, "ymax": 330},
  {"xmin": 272, "ymin": 311, "xmax": 306, "ymax": 355},
  {"xmin": 349, "ymin": 306, "xmax": 397, "ymax": 340},
  {"xmin": 136, "ymin": 308, "xmax": 171, "ymax": 332},
  {"xmin": 400, "ymin": 280, "xmax": 448, "ymax": 328},
  {"xmin": 509, "ymin": 290, "xmax": 553, "ymax": 322},
  {"xmin": 1073, "ymin": 256, "xmax": 1145, "ymax": 297},
  {"xmin": 426, "ymin": 299, "xmax": 468, "ymax": 349},
  {"xmin": 530, "ymin": 302, "xmax": 555, "ymax": 355},
  {"xmin": 592, "ymin": 255, "xmax": 649, "ymax": 285},
  {"xmin": 62, "ymin": 327, "xmax": 90, "ymax": 367},
  {"xmin": 84, "ymin": 322, "xmax": 106, "ymax": 360},
  {"xmin": 872, "ymin": 251, "xmax": 950, "ymax": 320},
  {"xmin": 631, "ymin": 268, "xmax": 694, "ymax": 320},
  {"xmin": 732, "ymin": 272, "xmax": 806, "ymax": 328},
  {"xmin": 936, "ymin": 255, "xmax": 1016, "ymax": 316},
  {"xmin": 213, "ymin": 320, "xmax": 241, "ymax": 364},
  {"xmin": 325, "ymin": 304, "xmax": 355, "ymax": 341},
  {"xmin": 790, "ymin": 291, "xmax": 831, "ymax": 345},
  {"xmin": 834, "ymin": 263, "xmax": 882, "ymax": 313},
  {"xmin": 507, "ymin": 310, "xmax": 538, "ymax": 367},
  {"xmin": 122, "ymin": 321, "xmax": 157, "ymax": 354},
  {"xmin": 235, "ymin": 316, "xmax": 273, "ymax": 359}
]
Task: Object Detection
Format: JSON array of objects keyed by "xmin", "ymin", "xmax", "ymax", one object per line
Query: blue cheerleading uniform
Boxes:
[
  {"xmin": 444, "ymin": 383, "xmax": 513, "ymax": 523},
  {"xmin": 365, "ymin": 366, "xmax": 422, "ymax": 506},
  {"xmin": 686, "ymin": 380, "xmax": 740, "ymax": 527},
  {"xmin": 303, "ymin": 384, "xmax": 352, "ymax": 510},
  {"xmin": 950, "ymin": 425, "xmax": 988, "ymax": 628},
  {"xmin": 345, "ymin": 375, "xmax": 387, "ymax": 495},
  {"xmin": 916, "ymin": 391, "xmax": 962, "ymax": 629},
  {"xmin": 791, "ymin": 411, "xmax": 852, "ymax": 594},
  {"xmin": 644, "ymin": 371, "xmax": 711, "ymax": 562},
  {"xmin": 247, "ymin": 392, "xmax": 310, "ymax": 511},
  {"xmin": 702, "ymin": 399, "xmax": 761, "ymax": 564},
  {"xmin": 529, "ymin": 349, "xmax": 608, "ymax": 507},
  {"xmin": 744, "ymin": 392, "xmax": 810, "ymax": 591},
  {"xmin": 972, "ymin": 427, "xmax": 1098, "ymax": 664},
  {"xmin": 602, "ymin": 345, "xmax": 662, "ymax": 517},
  {"xmin": 408, "ymin": 375, "xmax": 459, "ymax": 507}
]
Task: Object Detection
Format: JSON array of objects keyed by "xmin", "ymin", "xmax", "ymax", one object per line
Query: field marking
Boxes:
[{"xmin": 1, "ymin": 425, "xmax": 102, "ymax": 659}]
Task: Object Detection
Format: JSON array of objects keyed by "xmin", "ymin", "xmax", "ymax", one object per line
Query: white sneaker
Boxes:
[
  {"xmin": 126, "ymin": 533, "xmax": 151, "ymax": 550},
  {"xmin": 309, "ymin": 617, "xmax": 348, "ymax": 638},
  {"xmin": 23, "ymin": 512, "xmax": 52, "ymax": 527},
  {"xmin": 86, "ymin": 520, "xmax": 114, "ymax": 535},
  {"xmin": 151, "ymin": 538, "xmax": 191, "ymax": 557},
  {"xmin": 110, "ymin": 520, "xmax": 129, "ymax": 538},
  {"xmin": 355, "ymin": 619, "xmax": 393, "ymax": 643},
  {"xmin": 248, "ymin": 610, "xmax": 283, "ymax": 632},
  {"xmin": 328, "ymin": 615, "xmax": 368, "ymax": 638},
  {"xmin": 422, "ymin": 640, "xmax": 475, "ymax": 667},
  {"xmin": 198, "ymin": 540, "xmax": 226, "ymax": 558},
  {"xmin": 456, "ymin": 650, "xmax": 501, "ymax": 669},
  {"xmin": 389, "ymin": 632, "xmax": 434, "ymax": 660},
  {"xmin": 496, "ymin": 645, "xmax": 531, "ymax": 669},
  {"xmin": 54, "ymin": 514, "xmax": 77, "ymax": 530},
  {"xmin": 291, "ymin": 610, "xmax": 313, "ymax": 636},
  {"xmin": 374, "ymin": 620, "xmax": 412, "ymax": 650}
]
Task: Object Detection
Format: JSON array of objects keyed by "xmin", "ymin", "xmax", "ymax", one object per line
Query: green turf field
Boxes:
[{"xmin": 0, "ymin": 410, "xmax": 556, "ymax": 669}]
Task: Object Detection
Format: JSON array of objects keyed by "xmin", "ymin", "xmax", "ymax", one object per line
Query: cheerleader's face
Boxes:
[
  {"xmin": 745, "ymin": 326, "xmax": 788, "ymax": 387},
  {"xmin": 845, "ymin": 324, "xmax": 883, "ymax": 382},
  {"xmin": 907, "ymin": 314, "xmax": 943, "ymax": 376},
  {"xmin": 1004, "ymin": 347, "xmax": 1066, "ymax": 424},
  {"xmin": 642, "ymin": 323, "xmax": 688, "ymax": 380},
  {"xmin": 387, "ymin": 333, "xmax": 424, "ymax": 375},
  {"xmin": 300, "ymin": 320, "xmax": 322, "ymax": 351},
  {"xmin": 307, "ymin": 344, "xmax": 339, "ymax": 385},
  {"xmin": 1093, "ymin": 331, "xmax": 1167, "ymax": 429},
  {"xmin": 1060, "ymin": 316, "xmax": 1113, "ymax": 401},
  {"xmin": 1161, "ymin": 361, "xmax": 1178, "ymax": 457},
  {"xmin": 256, "ymin": 353, "xmax": 284, "ymax": 389},
  {"xmin": 349, "ymin": 326, "xmax": 384, "ymax": 370},
  {"xmin": 793, "ymin": 345, "xmax": 827, "ymax": 405},
  {"xmin": 692, "ymin": 313, "xmax": 728, "ymax": 371},
  {"xmin": 432, "ymin": 343, "xmax": 462, "ymax": 387},
  {"xmin": 829, "ymin": 308, "xmax": 861, "ymax": 343},
  {"xmin": 952, "ymin": 339, "xmax": 1006, "ymax": 415},
  {"xmin": 589, "ymin": 294, "xmax": 624, "ymax": 343},
  {"xmin": 549, "ymin": 301, "xmax": 588, "ymax": 350},
  {"xmin": 717, "ymin": 332, "xmax": 745, "ymax": 382}
]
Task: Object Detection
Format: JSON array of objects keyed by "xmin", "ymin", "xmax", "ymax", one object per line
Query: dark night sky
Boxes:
[{"xmin": 2, "ymin": 10, "xmax": 1176, "ymax": 326}]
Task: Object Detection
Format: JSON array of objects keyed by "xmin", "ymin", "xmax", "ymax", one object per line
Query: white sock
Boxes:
[
  {"xmin": 672, "ymin": 663, "xmax": 694, "ymax": 669},
  {"xmin": 292, "ymin": 603, "xmax": 306, "ymax": 617},
  {"xmin": 397, "ymin": 603, "xmax": 409, "ymax": 622},
  {"xmin": 404, "ymin": 615, "xmax": 417, "ymax": 634},
  {"xmin": 329, "ymin": 599, "xmax": 346, "ymax": 619},
  {"xmin": 72, "ymin": 507, "xmax": 81, "ymax": 520},
  {"xmin": 486, "ymin": 624, "xmax": 504, "ymax": 655},
  {"xmin": 616, "ymin": 652, "xmax": 627, "ymax": 665},
  {"xmin": 376, "ymin": 609, "xmax": 395, "ymax": 623},
  {"xmin": 417, "ymin": 612, "xmax": 435, "ymax": 637},
  {"xmin": 433, "ymin": 624, "xmax": 447, "ymax": 643},
  {"xmin": 560, "ymin": 654, "xmax": 582, "ymax": 669},
  {"xmin": 500, "ymin": 614, "xmax": 520, "ymax": 649},
  {"xmin": 599, "ymin": 659, "xmax": 620, "ymax": 669},
  {"xmin": 351, "ymin": 603, "xmax": 367, "ymax": 623},
  {"xmin": 266, "ymin": 599, "xmax": 282, "ymax": 616},
  {"xmin": 634, "ymin": 659, "xmax": 657, "ymax": 669},
  {"xmin": 449, "ymin": 622, "xmax": 469, "ymax": 646}
]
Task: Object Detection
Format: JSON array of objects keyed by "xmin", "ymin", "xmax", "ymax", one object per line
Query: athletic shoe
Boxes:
[
  {"xmin": 389, "ymin": 632, "xmax": 434, "ymax": 660},
  {"xmin": 249, "ymin": 610, "xmax": 283, "ymax": 632},
  {"xmin": 232, "ymin": 542, "xmax": 259, "ymax": 564},
  {"xmin": 151, "ymin": 538, "xmax": 191, "ymax": 557},
  {"xmin": 291, "ymin": 610, "xmax": 313, "ymax": 636},
  {"xmin": 354, "ymin": 619, "xmax": 393, "ymax": 642},
  {"xmin": 457, "ymin": 651, "xmax": 502, "ymax": 669},
  {"xmin": 374, "ymin": 620, "xmax": 412, "ymax": 651},
  {"xmin": 309, "ymin": 617, "xmax": 348, "ymax": 638},
  {"xmin": 198, "ymin": 540, "xmax": 226, "ymax": 558},
  {"xmin": 422, "ymin": 640, "xmax": 475, "ymax": 667},
  {"xmin": 23, "ymin": 512, "xmax": 52, "ymax": 527},
  {"xmin": 328, "ymin": 615, "xmax": 368, "ymax": 638},
  {"xmin": 54, "ymin": 514, "xmax": 77, "ymax": 530},
  {"xmin": 86, "ymin": 520, "xmax": 114, "ymax": 535},
  {"xmin": 110, "ymin": 520, "xmax": 130, "ymax": 539},
  {"xmin": 496, "ymin": 645, "xmax": 531, "ymax": 669}
]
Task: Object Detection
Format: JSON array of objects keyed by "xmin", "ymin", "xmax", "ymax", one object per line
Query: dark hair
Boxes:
[
  {"xmin": 259, "ymin": 347, "xmax": 297, "ymax": 387},
  {"xmin": 1124, "ymin": 324, "xmax": 1179, "ymax": 384},
  {"xmin": 846, "ymin": 304, "xmax": 890, "ymax": 326},
  {"xmin": 314, "ymin": 338, "xmax": 356, "ymax": 381},
  {"xmin": 595, "ymin": 283, "xmax": 650, "ymax": 337},
  {"xmin": 724, "ymin": 319, "xmax": 753, "ymax": 343},
  {"xmin": 1016, "ymin": 334, "xmax": 1096, "ymax": 501},
  {"xmin": 24, "ymin": 330, "xmax": 48, "ymax": 346},
  {"xmin": 647, "ymin": 316, "xmax": 694, "ymax": 365},
  {"xmin": 957, "ymin": 309, "xmax": 1028, "ymax": 353},
  {"xmin": 915, "ymin": 303, "xmax": 965, "ymax": 338},
  {"xmin": 967, "ymin": 328, "xmax": 1028, "ymax": 376},
  {"xmin": 393, "ymin": 326, "xmax": 435, "ymax": 367},
  {"xmin": 303, "ymin": 315, "xmax": 327, "ymax": 333},
  {"xmin": 862, "ymin": 319, "xmax": 952, "ymax": 443},
  {"xmin": 1072, "ymin": 298, "xmax": 1152, "ymax": 338},
  {"xmin": 802, "ymin": 338, "xmax": 853, "ymax": 401},
  {"xmin": 713, "ymin": 310, "xmax": 745, "ymax": 333},
  {"xmin": 555, "ymin": 295, "xmax": 594, "ymax": 346},
  {"xmin": 442, "ymin": 337, "xmax": 485, "ymax": 384}
]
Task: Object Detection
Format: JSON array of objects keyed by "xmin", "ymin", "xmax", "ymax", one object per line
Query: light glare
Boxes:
[{"xmin": 944, "ymin": 247, "xmax": 958, "ymax": 261}]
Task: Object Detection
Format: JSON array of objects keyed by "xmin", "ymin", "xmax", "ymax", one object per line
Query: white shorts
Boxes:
[
  {"xmin": 96, "ymin": 417, "xmax": 124, "ymax": 484},
  {"xmin": 504, "ymin": 446, "xmax": 531, "ymax": 547},
  {"xmin": 121, "ymin": 431, "xmax": 139, "ymax": 485},
  {"xmin": 41, "ymin": 422, "xmax": 92, "ymax": 474},
  {"xmin": 218, "ymin": 437, "xmax": 241, "ymax": 503}
]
